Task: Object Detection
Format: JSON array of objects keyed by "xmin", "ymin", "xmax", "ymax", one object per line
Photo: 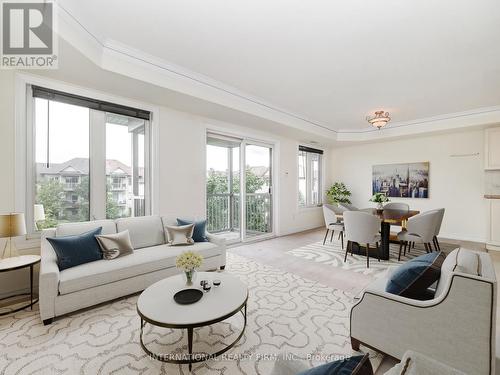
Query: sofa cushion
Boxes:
[
  {"xmin": 95, "ymin": 230, "xmax": 134, "ymax": 259},
  {"xmin": 58, "ymin": 241, "xmax": 220, "ymax": 294},
  {"xmin": 56, "ymin": 220, "xmax": 116, "ymax": 237},
  {"xmin": 177, "ymin": 218, "xmax": 208, "ymax": 242},
  {"xmin": 47, "ymin": 227, "xmax": 103, "ymax": 271},
  {"xmin": 386, "ymin": 252, "xmax": 445, "ymax": 300},
  {"xmin": 116, "ymin": 216, "xmax": 165, "ymax": 249},
  {"xmin": 165, "ymin": 224, "xmax": 195, "ymax": 246}
]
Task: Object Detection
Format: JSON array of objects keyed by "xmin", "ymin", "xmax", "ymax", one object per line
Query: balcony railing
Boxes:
[
  {"xmin": 206, "ymin": 193, "xmax": 272, "ymax": 235},
  {"xmin": 111, "ymin": 183, "xmax": 127, "ymax": 190},
  {"xmin": 134, "ymin": 197, "xmax": 145, "ymax": 216},
  {"xmin": 64, "ymin": 183, "xmax": 78, "ymax": 190}
]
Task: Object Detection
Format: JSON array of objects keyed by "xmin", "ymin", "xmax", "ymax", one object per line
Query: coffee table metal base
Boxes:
[{"xmin": 139, "ymin": 302, "xmax": 247, "ymax": 371}]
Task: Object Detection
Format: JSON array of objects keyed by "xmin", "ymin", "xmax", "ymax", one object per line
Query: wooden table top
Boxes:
[
  {"xmin": 336, "ymin": 209, "xmax": 420, "ymax": 225},
  {"xmin": 377, "ymin": 209, "xmax": 420, "ymax": 224}
]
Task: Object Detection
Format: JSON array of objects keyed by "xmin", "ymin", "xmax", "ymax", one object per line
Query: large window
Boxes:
[
  {"xmin": 31, "ymin": 86, "xmax": 151, "ymax": 232},
  {"xmin": 105, "ymin": 114, "xmax": 146, "ymax": 219},
  {"xmin": 298, "ymin": 146, "xmax": 323, "ymax": 207}
]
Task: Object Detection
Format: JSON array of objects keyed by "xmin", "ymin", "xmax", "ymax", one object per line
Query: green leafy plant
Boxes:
[
  {"xmin": 326, "ymin": 182, "xmax": 352, "ymax": 205},
  {"xmin": 369, "ymin": 193, "xmax": 390, "ymax": 204}
]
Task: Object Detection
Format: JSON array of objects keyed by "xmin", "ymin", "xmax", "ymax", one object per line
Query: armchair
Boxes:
[{"xmin": 350, "ymin": 248, "xmax": 496, "ymax": 375}]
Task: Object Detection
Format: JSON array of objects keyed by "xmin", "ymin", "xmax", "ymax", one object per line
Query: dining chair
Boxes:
[
  {"xmin": 383, "ymin": 202, "xmax": 410, "ymax": 235},
  {"xmin": 339, "ymin": 203, "xmax": 376, "ymax": 215},
  {"xmin": 383, "ymin": 202, "xmax": 410, "ymax": 211},
  {"xmin": 343, "ymin": 211, "xmax": 381, "ymax": 268},
  {"xmin": 322, "ymin": 204, "xmax": 345, "ymax": 249},
  {"xmin": 432, "ymin": 208, "xmax": 445, "ymax": 251},
  {"xmin": 338, "ymin": 203, "xmax": 358, "ymax": 212},
  {"xmin": 408, "ymin": 208, "xmax": 445, "ymax": 252},
  {"xmin": 397, "ymin": 210, "xmax": 440, "ymax": 261}
]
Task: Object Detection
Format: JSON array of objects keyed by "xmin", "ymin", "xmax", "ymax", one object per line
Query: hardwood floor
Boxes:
[{"xmin": 228, "ymin": 227, "xmax": 496, "ymax": 374}]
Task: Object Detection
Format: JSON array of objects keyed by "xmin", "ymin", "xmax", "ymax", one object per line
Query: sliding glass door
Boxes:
[
  {"xmin": 206, "ymin": 134, "xmax": 273, "ymax": 243},
  {"xmin": 206, "ymin": 135, "xmax": 241, "ymax": 243},
  {"xmin": 244, "ymin": 143, "xmax": 272, "ymax": 239}
]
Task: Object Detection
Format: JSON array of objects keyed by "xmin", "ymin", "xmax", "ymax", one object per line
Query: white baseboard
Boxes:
[
  {"xmin": 486, "ymin": 243, "xmax": 500, "ymax": 252},
  {"xmin": 438, "ymin": 232, "xmax": 487, "ymax": 245}
]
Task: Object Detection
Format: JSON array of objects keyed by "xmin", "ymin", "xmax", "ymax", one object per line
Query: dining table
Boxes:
[{"xmin": 337, "ymin": 208, "xmax": 420, "ymax": 260}]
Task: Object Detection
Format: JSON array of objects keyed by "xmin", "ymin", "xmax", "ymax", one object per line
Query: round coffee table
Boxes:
[{"xmin": 137, "ymin": 272, "xmax": 248, "ymax": 370}]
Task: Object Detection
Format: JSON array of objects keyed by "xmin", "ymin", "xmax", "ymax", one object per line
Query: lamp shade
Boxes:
[
  {"xmin": 34, "ymin": 204, "xmax": 46, "ymax": 221},
  {"xmin": 0, "ymin": 213, "xmax": 27, "ymax": 238}
]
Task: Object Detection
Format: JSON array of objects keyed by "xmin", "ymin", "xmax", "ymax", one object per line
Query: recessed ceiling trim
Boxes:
[
  {"xmin": 337, "ymin": 107, "xmax": 500, "ymax": 142},
  {"xmin": 339, "ymin": 105, "xmax": 500, "ymax": 134}
]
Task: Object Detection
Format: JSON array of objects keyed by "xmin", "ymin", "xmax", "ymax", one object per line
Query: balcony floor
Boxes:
[{"xmin": 209, "ymin": 229, "xmax": 271, "ymax": 243}]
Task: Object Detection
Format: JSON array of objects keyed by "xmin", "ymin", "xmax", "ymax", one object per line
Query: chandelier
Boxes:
[{"xmin": 366, "ymin": 111, "xmax": 391, "ymax": 130}]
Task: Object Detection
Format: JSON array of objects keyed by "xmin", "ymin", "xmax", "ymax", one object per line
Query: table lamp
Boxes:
[
  {"xmin": 0, "ymin": 213, "xmax": 27, "ymax": 259},
  {"xmin": 34, "ymin": 204, "xmax": 46, "ymax": 230}
]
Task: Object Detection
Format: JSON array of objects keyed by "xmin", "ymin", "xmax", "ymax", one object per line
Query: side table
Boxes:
[{"xmin": 0, "ymin": 255, "xmax": 41, "ymax": 315}]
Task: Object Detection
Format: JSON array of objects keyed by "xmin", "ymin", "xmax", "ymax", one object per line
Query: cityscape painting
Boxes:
[{"xmin": 372, "ymin": 162, "xmax": 430, "ymax": 198}]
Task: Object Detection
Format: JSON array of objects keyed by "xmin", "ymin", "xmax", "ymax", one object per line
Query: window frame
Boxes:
[
  {"xmin": 298, "ymin": 146, "xmax": 323, "ymax": 208},
  {"xmin": 16, "ymin": 74, "xmax": 160, "ymax": 238}
]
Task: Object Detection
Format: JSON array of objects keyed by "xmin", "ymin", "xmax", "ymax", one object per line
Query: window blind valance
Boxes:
[
  {"xmin": 299, "ymin": 145, "xmax": 323, "ymax": 155},
  {"xmin": 31, "ymin": 85, "xmax": 151, "ymax": 121}
]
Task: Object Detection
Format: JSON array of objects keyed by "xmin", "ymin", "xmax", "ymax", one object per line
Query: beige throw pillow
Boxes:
[
  {"xmin": 95, "ymin": 230, "xmax": 134, "ymax": 260},
  {"xmin": 165, "ymin": 224, "xmax": 195, "ymax": 246}
]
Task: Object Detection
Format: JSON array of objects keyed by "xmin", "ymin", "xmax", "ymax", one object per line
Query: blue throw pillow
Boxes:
[
  {"xmin": 297, "ymin": 354, "xmax": 372, "ymax": 375},
  {"xmin": 386, "ymin": 251, "xmax": 445, "ymax": 300},
  {"xmin": 46, "ymin": 227, "xmax": 103, "ymax": 271},
  {"xmin": 176, "ymin": 219, "xmax": 208, "ymax": 242}
]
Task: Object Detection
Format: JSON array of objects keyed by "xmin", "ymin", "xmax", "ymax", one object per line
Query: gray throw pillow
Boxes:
[
  {"xmin": 95, "ymin": 230, "xmax": 134, "ymax": 260},
  {"xmin": 165, "ymin": 224, "xmax": 195, "ymax": 246}
]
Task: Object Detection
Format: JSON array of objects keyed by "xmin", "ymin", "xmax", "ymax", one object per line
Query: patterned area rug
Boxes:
[
  {"xmin": 287, "ymin": 239, "xmax": 456, "ymax": 279},
  {"xmin": 0, "ymin": 253, "xmax": 382, "ymax": 375}
]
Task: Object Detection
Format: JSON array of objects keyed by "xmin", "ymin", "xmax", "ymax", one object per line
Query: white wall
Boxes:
[{"xmin": 331, "ymin": 129, "xmax": 488, "ymax": 242}]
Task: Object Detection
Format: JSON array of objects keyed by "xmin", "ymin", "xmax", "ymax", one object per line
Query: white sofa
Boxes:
[
  {"xmin": 350, "ymin": 248, "xmax": 497, "ymax": 375},
  {"xmin": 39, "ymin": 216, "xmax": 226, "ymax": 325}
]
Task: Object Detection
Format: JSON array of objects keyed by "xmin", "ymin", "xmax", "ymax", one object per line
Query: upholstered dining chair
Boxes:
[
  {"xmin": 343, "ymin": 211, "xmax": 381, "ymax": 268},
  {"xmin": 432, "ymin": 208, "xmax": 445, "ymax": 251},
  {"xmin": 338, "ymin": 202, "xmax": 358, "ymax": 212},
  {"xmin": 397, "ymin": 210, "xmax": 440, "ymax": 261},
  {"xmin": 322, "ymin": 205, "xmax": 345, "ymax": 248},
  {"xmin": 383, "ymin": 202, "xmax": 409, "ymax": 211},
  {"xmin": 383, "ymin": 202, "xmax": 410, "ymax": 235},
  {"xmin": 339, "ymin": 203, "xmax": 377, "ymax": 215}
]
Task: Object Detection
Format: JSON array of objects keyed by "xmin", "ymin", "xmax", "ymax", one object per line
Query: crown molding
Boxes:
[{"xmin": 55, "ymin": 3, "xmax": 500, "ymax": 143}]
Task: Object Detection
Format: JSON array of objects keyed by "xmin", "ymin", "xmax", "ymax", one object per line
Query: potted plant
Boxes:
[
  {"xmin": 370, "ymin": 193, "xmax": 390, "ymax": 212},
  {"xmin": 326, "ymin": 182, "xmax": 352, "ymax": 206},
  {"xmin": 176, "ymin": 250, "xmax": 204, "ymax": 286}
]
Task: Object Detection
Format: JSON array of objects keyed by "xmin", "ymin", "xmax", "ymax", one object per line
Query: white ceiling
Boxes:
[
  {"xmin": 58, "ymin": 0, "xmax": 500, "ymax": 133},
  {"xmin": 33, "ymin": 39, "xmax": 337, "ymax": 145}
]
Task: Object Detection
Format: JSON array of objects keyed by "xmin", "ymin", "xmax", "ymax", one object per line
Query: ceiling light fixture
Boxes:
[{"xmin": 366, "ymin": 111, "xmax": 391, "ymax": 130}]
